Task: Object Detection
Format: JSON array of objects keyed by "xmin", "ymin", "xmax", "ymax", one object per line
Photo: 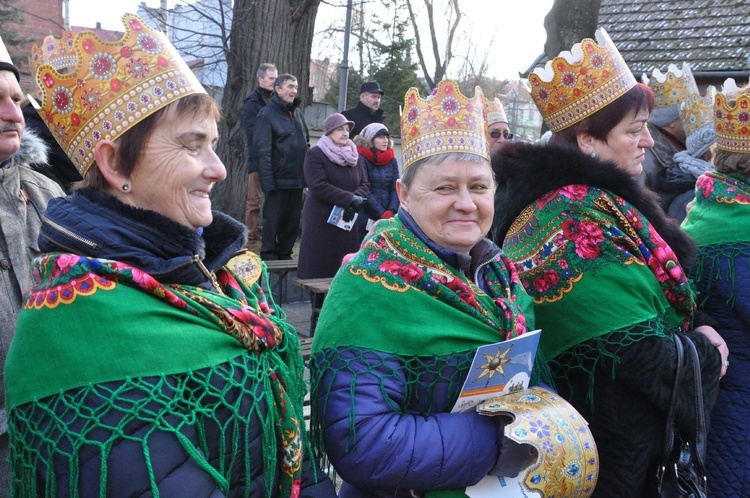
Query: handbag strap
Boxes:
[
  {"xmin": 683, "ymin": 336, "xmax": 708, "ymax": 480},
  {"xmin": 660, "ymin": 334, "xmax": 684, "ymax": 462}
]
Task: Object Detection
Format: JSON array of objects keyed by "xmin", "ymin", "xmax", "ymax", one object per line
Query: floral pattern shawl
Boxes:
[{"xmin": 503, "ymin": 184, "xmax": 696, "ymax": 362}]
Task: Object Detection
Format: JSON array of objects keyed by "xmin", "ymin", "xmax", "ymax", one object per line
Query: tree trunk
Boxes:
[
  {"xmin": 212, "ymin": 0, "xmax": 321, "ymax": 220},
  {"xmin": 543, "ymin": 0, "xmax": 601, "ymax": 58}
]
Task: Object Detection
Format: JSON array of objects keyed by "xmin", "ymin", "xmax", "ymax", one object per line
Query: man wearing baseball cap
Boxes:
[{"xmin": 342, "ymin": 81, "xmax": 385, "ymax": 138}]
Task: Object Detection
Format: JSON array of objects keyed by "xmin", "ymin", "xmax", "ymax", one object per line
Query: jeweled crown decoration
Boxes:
[
  {"xmin": 528, "ymin": 28, "xmax": 636, "ymax": 133},
  {"xmin": 31, "ymin": 14, "xmax": 207, "ymax": 175},
  {"xmin": 679, "ymin": 86, "xmax": 715, "ymax": 138},
  {"xmin": 483, "ymin": 96, "xmax": 508, "ymax": 125},
  {"xmin": 401, "ymin": 80, "xmax": 489, "ymax": 171},
  {"xmin": 642, "ymin": 63, "xmax": 698, "ymax": 109},
  {"xmin": 714, "ymin": 78, "xmax": 750, "ymax": 153}
]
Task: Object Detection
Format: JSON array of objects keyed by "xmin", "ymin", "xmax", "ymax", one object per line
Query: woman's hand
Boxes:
[{"xmin": 695, "ymin": 325, "xmax": 729, "ymax": 378}]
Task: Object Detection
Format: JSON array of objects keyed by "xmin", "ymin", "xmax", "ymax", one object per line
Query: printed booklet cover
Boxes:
[
  {"xmin": 327, "ymin": 205, "xmax": 358, "ymax": 231},
  {"xmin": 451, "ymin": 329, "xmax": 541, "ymax": 413}
]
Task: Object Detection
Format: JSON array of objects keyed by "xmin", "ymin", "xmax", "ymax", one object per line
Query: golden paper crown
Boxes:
[
  {"xmin": 528, "ymin": 28, "xmax": 636, "ymax": 133},
  {"xmin": 401, "ymin": 80, "xmax": 489, "ymax": 170},
  {"xmin": 31, "ymin": 14, "xmax": 206, "ymax": 175},
  {"xmin": 477, "ymin": 386, "xmax": 598, "ymax": 496},
  {"xmin": 642, "ymin": 63, "xmax": 698, "ymax": 109},
  {"xmin": 714, "ymin": 78, "xmax": 750, "ymax": 153},
  {"xmin": 679, "ymin": 86, "xmax": 715, "ymax": 138},
  {"xmin": 483, "ymin": 96, "xmax": 507, "ymax": 125}
]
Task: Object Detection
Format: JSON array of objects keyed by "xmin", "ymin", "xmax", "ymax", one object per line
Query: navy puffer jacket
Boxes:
[{"xmin": 694, "ymin": 244, "xmax": 750, "ymax": 497}]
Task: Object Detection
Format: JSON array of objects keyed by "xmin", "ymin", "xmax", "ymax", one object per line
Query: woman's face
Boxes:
[
  {"xmin": 329, "ymin": 124, "xmax": 350, "ymax": 147},
  {"xmin": 586, "ymin": 107, "xmax": 654, "ymax": 177},
  {"xmin": 373, "ymin": 135, "xmax": 389, "ymax": 152},
  {"xmin": 125, "ymin": 105, "xmax": 226, "ymax": 229},
  {"xmin": 396, "ymin": 159, "xmax": 495, "ymax": 254}
]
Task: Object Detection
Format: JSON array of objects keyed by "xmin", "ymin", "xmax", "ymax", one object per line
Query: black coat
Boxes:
[
  {"xmin": 341, "ymin": 101, "xmax": 385, "ymax": 138},
  {"xmin": 492, "ymin": 142, "xmax": 722, "ymax": 497},
  {"xmin": 253, "ymin": 95, "xmax": 309, "ymax": 192},
  {"xmin": 298, "ymin": 146, "xmax": 369, "ymax": 279},
  {"xmin": 241, "ymin": 87, "xmax": 274, "ymax": 173}
]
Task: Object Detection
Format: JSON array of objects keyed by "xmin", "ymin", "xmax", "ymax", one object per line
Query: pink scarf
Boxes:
[{"xmin": 317, "ymin": 135, "xmax": 359, "ymax": 167}]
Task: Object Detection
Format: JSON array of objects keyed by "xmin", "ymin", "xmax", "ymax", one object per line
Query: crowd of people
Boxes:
[{"xmin": 0, "ymin": 10, "xmax": 748, "ymax": 498}]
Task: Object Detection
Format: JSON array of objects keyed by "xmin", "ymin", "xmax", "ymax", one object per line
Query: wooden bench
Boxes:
[
  {"xmin": 293, "ymin": 277, "xmax": 334, "ymax": 336},
  {"xmin": 264, "ymin": 259, "xmax": 298, "ymax": 304}
]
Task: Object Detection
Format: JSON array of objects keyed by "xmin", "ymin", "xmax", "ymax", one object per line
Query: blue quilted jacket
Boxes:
[{"xmin": 693, "ymin": 244, "xmax": 750, "ymax": 497}]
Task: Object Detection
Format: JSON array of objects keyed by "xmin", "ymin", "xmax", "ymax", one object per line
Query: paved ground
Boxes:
[{"xmin": 277, "ymin": 300, "xmax": 313, "ymax": 338}]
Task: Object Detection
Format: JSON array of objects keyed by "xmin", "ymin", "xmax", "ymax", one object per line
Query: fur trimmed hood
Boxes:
[
  {"xmin": 8, "ymin": 128, "xmax": 48, "ymax": 168},
  {"xmin": 492, "ymin": 141, "xmax": 696, "ymax": 267}
]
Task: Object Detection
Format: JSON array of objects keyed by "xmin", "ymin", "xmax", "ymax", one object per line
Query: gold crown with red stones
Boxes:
[
  {"xmin": 714, "ymin": 78, "xmax": 750, "ymax": 153},
  {"xmin": 31, "ymin": 14, "xmax": 206, "ymax": 175},
  {"xmin": 483, "ymin": 96, "xmax": 507, "ymax": 125},
  {"xmin": 679, "ymin": 85, "xmax": 715, "ymax": 138},
  {"xmin": 528, "ymin": 28, "xmax": 636, "ymax": 133},
  {"xmin": 401, "ymin": 80, "xmax": 489, "ymax": 170},
  {"xmin": 642, "ymin": 63, "xmax": 699, "ymax": 109}
]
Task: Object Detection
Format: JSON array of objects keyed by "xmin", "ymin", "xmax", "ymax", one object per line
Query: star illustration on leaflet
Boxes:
[{"xmin": 475, "ymin": 345, "xmax": 512, "ymax": 381}]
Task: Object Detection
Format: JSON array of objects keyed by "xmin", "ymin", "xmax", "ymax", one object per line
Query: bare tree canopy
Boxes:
[{"xmin": 543, "ymin": 0, "xmax": 601, "ymax": 58}]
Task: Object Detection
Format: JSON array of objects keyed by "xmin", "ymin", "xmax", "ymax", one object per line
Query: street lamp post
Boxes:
[{"xmin": 338, "ymin": 0, "xmax": 353, "ymax": 112}]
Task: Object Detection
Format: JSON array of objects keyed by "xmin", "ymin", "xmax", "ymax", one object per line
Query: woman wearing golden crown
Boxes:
[
  {"xmin": 4, "ymin": 15, "xmax": 335, "ymax": 497},
  {"xmin": 307, "ymin": 80, "xmax": 600, "ymax": 498},
  {"xmin": 682, "ymin": 79, "xmax": 750, "ymax": 496},
  {"xmin": 492, "ymin": 28, "xmax": 726, "ymax": 496}
]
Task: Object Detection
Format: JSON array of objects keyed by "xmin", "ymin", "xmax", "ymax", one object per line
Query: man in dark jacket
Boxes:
[
  {"xmin": 253, "ymin": 73, "xmax": 309, "ymax": 260},
  {"xmin": 342, "ymin": 81, "xmax": 385, "ymax": 138},
  {"xmin": 241, "ymin": 62, "xmax": 277, "ymax": 252}
]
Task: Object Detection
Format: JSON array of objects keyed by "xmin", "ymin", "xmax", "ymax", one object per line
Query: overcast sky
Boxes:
[{"xmin": 67, "ymin": 0, "xmax": 554, "ymax": 81}]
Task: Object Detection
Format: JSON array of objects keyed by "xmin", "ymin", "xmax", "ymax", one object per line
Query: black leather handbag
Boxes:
[{"xmin": 656, "ymin": 334, "xmax": 708, "ymax": 498}]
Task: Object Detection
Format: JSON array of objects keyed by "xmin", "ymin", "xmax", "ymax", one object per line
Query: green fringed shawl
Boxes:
[
  {"xmin": 309, "ymin": 216, "xmax": 536, "ymax": 494},
  {"xmin": 6, "ymin": 252, "xmax": 307, "ymax": 497},
  {"xmin": 312, "ymin": 216, "xmax": 534, "ymax": 356},
  {"xmin": 502, "ymin": 185, "xmax": 695, "ymax": 393},
  {"xmin": 682, "ymin": 171, "xmax": 750, "ymax": 305}
]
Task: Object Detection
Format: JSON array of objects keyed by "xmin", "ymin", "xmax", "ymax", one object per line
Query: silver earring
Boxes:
[
  {"xmin": 590, "ymin": 152, "xmax": 596, "ymax": 158},
  {"xmin": 122, "ymin": 184, "xmax": 130, "ymax": 191}
]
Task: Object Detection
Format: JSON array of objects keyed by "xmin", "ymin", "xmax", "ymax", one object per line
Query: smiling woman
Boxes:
[
  {"xmin": 4, "ymin": 14, "xmax": 335, "ymax": 497},
  {"xmin": 307, "ymin": 80, "xmax": 552, "ymax": 498}
]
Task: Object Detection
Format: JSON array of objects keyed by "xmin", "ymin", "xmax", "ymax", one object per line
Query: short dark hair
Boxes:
[
  {"xmin": 274, "ymin": 73, "xmax": 297, "ymax": 89},
  {"xmin": 77, "ymin": 93, "xmax": 220, "ymax": 190},
  {"xmin": 549, "ymin": 83, "xmax": 655, "ymax": 146},
  {"xmin": 256, "ymin": 63, "xmax": 277, "ymax": 79}
]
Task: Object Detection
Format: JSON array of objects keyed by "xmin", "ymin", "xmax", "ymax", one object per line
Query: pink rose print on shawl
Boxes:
[
  {"xmin": 561, "ymin": 218, "xmax": 605, "ymax": 259},
  {"xmin": 446, "ymin": 277, "xmax": 479, "ymax": 308},
  {"xmin": 559, "ymin": 184, "xmax": 589, "ymax": 201},
  {"xmin": 696, "ymin": 175, "xmax": 714, "ymax": 200},
  {"xmin": 378, "ymin": 260, "xmax": 424, "ymax": 283},
  {"xmin": 227, "ymin": 306, "xmax": 277, "ymax": 348},
  {"xmin": 625, "ymin": 208, "xmax": 644, "ymax": 230},
  {"xmin": 532, "ymin": 269, "xmax": 560, "ymax": 293},
  {"xmin": 646, "ymin": 225, "xmax": 686, "ymax": 285},
  {"xmin": 54, "ymin": 254, "xmax": 81, "ymax": 275},
  {"xmin": 494, "ymin": 297, "xmax": 527, "ymax": 340}
]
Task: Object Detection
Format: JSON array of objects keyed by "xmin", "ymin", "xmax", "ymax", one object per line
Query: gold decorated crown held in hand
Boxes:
[
  {"xmin": 528, "ymin": 28, "xmax": 636, "ymax": 133},
  {"xmin": 400, "ymin": 80, "xmax": 489, "ymax": 171},
  {"xmin": 31, "ymin": 14, "xmax": 206, "ymax": 175}
]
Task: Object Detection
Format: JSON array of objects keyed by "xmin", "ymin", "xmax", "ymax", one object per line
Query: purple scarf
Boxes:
[{"xmin": 317, "ymin": 135, "xmax": 359, "ymax": 166}]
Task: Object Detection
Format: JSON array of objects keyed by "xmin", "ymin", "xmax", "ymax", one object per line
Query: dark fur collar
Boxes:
[
  {"xmin": 492, "ymin": 142, "xmax": 696, "ymax": 267},
  {"xmin": 43, "ymin": 188, "xmax": 246, "ymax": 281}
]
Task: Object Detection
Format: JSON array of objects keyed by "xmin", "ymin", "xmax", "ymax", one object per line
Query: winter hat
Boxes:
[
  {"xmin": 360, "ymin": 123, "xmax": 389, "ymax": 142},
  {"xmin": 323, "ymin": 113, "xmax": 355, "ymax": 135}
]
